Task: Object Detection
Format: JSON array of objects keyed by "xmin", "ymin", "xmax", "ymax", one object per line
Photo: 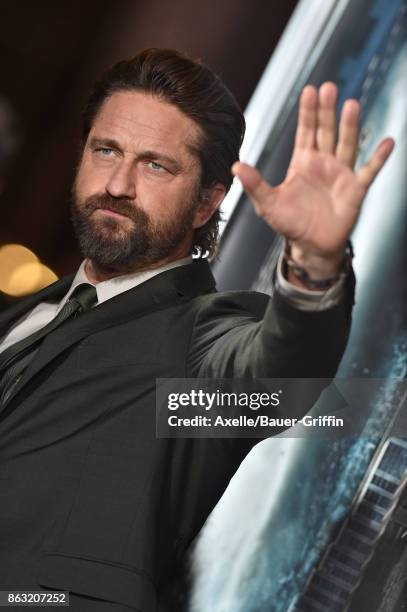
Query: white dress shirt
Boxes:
[{"xmin": 0, "ymin": 252, "xmax": 345, "ymax": 355}]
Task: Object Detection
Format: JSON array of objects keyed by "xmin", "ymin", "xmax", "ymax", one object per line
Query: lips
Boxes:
[{"xmin": 95, "ymin": 207, "xmax": 129, "ymax": 219}]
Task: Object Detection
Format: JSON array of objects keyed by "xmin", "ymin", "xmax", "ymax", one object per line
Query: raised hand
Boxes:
[{"xmin": 232, "ymin": 82, "xmax": 394, "ymax": 278}]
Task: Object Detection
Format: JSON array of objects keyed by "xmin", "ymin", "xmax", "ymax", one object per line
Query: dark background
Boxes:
[{"xmin": 0, "ymin": 0, "xmax": 297, "ymax": 276}]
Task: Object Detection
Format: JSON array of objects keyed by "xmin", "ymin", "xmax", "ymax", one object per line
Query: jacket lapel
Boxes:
[{"xmin": 1, "ymin": 259, "xmax": 216, "ymax": 411}]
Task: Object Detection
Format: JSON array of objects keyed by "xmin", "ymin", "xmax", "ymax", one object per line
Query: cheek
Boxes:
[
  {"xmin": 140, "ymin": 173, "xmax": 198, "ymax": 209},
  {"xmin": 136, "ymin": 180, "xmax": 183, "ymax": 216},
  {"xmin": 75, "ymin": 161, "xmax": 104, "ymax": 199}
]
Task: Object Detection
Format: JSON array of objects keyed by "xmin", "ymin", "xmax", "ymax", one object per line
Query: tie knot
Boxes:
[{"xmin": 68, "ymin": 283, "xmax": 98, "ymax": 312}]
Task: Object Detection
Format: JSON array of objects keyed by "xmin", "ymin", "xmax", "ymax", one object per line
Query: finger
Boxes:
[
  {"xmin": 232, "ymin": 162, "xmax": 275, "ymax": 215},
  {"xmin": 316, "ymin": 82, "xmax": 338, "ymax": 154},
  {"xmin": 294, "ymin": 85, "xmax": 318, "ymax": 149},
  {"xmin": 356, "ymin": 138, "xmax": 395, "ymax": 189},
  {"xmin": 336, "ymin": 99, "xmax": 361, "ymax": 167}
]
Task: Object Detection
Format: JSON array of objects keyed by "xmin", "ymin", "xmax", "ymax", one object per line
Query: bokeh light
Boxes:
[{"xmin": 0, "ymin": 243, "xmax": 58, "ymax": 296}]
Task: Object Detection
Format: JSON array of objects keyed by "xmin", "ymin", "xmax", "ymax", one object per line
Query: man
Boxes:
[{"xmin": 0, "ymin": 48, "xmax": 393, "ymax": 611}]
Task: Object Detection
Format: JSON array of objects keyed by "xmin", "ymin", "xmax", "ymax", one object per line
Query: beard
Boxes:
[{"xmin": 70, "ymin": 188, "xmax": 199, "ymax": 275}]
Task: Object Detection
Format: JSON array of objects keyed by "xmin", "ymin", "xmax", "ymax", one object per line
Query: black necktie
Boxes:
[{"xmin": 0, "ymin": 282, "xmax": 98, "ymax": 404}]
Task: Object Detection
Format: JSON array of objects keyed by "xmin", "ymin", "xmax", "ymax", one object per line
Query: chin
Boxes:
[{"xmin": 91, "ymin": 219, "xmax": 132, "ymax": 241}]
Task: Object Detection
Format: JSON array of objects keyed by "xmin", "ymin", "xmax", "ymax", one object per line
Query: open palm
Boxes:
[{"xmin": 232, "ymin": 83, "xmax": 394, "ymax": 260}]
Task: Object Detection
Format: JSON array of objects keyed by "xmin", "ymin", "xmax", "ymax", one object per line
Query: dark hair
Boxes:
[{"xmin": 81, "ymin": 48, "xmax": 245, "ymax": 258}]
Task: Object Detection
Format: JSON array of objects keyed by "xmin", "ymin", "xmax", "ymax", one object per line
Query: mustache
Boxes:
[{"xmin": 81, "ymin": 193, "xmax": 143, "ymax": 222}]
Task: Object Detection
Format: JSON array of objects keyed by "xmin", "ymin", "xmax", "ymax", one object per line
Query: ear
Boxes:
[{"xmin": 192, "ymin": 183, "xmax": 226, "ymax": 229}]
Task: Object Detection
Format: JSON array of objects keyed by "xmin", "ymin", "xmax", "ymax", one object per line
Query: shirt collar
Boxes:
[{"xmin": 61, "ymin": 256, "xmax": 193, "ymax": 309}]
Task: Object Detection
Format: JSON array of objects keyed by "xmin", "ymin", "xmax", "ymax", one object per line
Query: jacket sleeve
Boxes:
[{"xmin": 187, "ymin": 269, "xmax": 355, "ymax": 379}]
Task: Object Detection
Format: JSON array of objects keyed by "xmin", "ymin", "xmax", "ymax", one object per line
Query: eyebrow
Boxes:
[{"xmin": 88, "ymin": 137, "xmax": 183, "ymax": 171}]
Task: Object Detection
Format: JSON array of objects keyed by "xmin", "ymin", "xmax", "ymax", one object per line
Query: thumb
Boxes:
[{"xmin": 231, "ymin": 162, "xmax": 274, "ymax": 211}]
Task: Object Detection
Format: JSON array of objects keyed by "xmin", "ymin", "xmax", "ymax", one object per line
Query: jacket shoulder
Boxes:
[{"xmin": 192, "ymin": 289, "xmax": 270, "ymax": 321}]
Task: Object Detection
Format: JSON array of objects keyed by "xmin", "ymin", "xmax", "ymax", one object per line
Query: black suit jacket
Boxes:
[{"xmin": 0, "ymin": 259, "xmax": 355, "ymax": 611}]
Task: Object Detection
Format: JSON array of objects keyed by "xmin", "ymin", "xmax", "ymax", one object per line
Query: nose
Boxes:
[{"xmin": 105, "ymin": 160, "xmax": 136, "ymax": 200}]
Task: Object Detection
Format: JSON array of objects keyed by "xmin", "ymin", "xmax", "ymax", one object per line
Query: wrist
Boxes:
[
  {"xmin": 289, "ymin": 244, "xmax": 346, "ymax": 278},
  {"xmin": 283, "ymin": 240, "xmax": 353, "ymax": 291}
]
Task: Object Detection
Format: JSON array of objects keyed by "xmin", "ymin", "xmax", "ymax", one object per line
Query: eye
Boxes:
[
  {"xmin": 147, "ymin": 161, "xmax": 167, "ymax": 172},
  {"xmin": 95, "ymin": 147, "xmax": 114, "ymax": 157}
]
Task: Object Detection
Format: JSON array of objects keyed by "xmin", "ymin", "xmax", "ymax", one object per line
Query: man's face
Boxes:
[{"xmin": 72, "ymin": 90, "xmax": 208, "ymax": 274}]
